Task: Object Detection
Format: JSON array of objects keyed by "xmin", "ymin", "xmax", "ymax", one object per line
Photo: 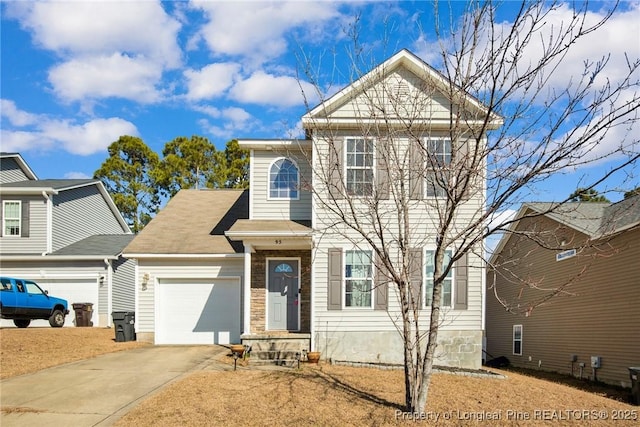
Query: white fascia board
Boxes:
[
  {"xmin": 238, "ymin": 139, "xmax": 312, "ymax": 150},
  {"xmin": 122, "ymin": 253, "xmax": 244, "ymax": 259},
  {"xmin": 0, "ymin": 187, "xmax": 58, "ymax": 195},
  {"xmin": 1, "ymin": 254, "xmax": 119, "ymax": 261},
  {"xmin": 302, "ymin": 117, "xmax": 502, "ymax": 130},
  {"xmin": 94, "ymin": 181, "xmax": 132, "ymax": 233},
  {"xmin": 225, "ymin": 231, "xmax": 312, "ymax": 239}
]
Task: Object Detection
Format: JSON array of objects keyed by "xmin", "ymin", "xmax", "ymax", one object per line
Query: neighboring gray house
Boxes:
[
  {"xmin": 125, "ymin": 50, "xmax": 498, "ymax": 369},
  {"xmin": 0, "ymin": 153, "xmax": 134, "ymax": 327},
  {"xmin": 485, "ymin": 196, "xmax": 640, "ymax": 388}
]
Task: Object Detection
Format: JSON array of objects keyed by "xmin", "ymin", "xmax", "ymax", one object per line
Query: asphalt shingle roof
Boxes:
[
  {"xmin": 51, "ymin": 234, "xmax": 135, "ymax": 257},
  {"xmin": 124, "ymin": 189, "xmax": 249, "ymax": 255},
  {"xmin": 1, "ymin": 179, "xmax": 98, "ymax": 190}
]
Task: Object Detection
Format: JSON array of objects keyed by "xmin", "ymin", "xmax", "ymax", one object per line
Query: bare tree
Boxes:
[{"xmin": 289, "ymin": 0, "xmax": 638, "ymax": 413}]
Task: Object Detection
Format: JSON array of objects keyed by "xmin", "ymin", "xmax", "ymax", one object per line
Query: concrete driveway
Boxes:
[{"xmin": 0, "ymin": 345, "xmax": 230, "ymax": 427}]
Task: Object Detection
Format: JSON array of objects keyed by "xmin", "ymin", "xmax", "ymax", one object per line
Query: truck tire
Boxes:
[
  {"xmin": 49, "ymin": 310, "xmax": 65, "ymax": 328},
  {"xmin": 13, "ymin": 319, "xmax": 30, "ymax": 328}
]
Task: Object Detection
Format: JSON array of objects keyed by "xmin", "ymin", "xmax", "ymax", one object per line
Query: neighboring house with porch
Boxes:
[
  {"xmin": 0, "ymin": 153, "xmax": 135, "ymax": 327},
  {"xmin": 124, "ymin": 50, "xmax": 496, "ymax": 368},
  {"xmin": 485, "ymin": 196, "xmax": 640, "ymax": 387}
]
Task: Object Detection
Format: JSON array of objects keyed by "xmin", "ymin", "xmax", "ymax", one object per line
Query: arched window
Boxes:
[
  {"xmin": 274, "ymin": 263, "xmax": 294, "ymax": 273},
  {"xmin": 269, "ymin": 158, "xmax": 299, "ymax": 199}
]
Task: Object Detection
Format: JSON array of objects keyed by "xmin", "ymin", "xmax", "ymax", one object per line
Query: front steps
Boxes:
[{"xmin": 241, "ymin": 333, "xmax": 311, "ymax": 367}]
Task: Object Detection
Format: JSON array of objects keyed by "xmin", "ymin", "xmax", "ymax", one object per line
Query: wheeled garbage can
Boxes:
[
  {"xmin": 72, "ymin": 303, "xmax": 94, "ymax": 327},
  {"xmin": 112, "ymin": 311, "xmax": 136, "ymax": 342}
]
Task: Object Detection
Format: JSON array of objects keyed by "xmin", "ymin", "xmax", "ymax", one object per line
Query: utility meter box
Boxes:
[{"xmin": 590, "ymin": 356, "xmax": 602, "ymax": 368}]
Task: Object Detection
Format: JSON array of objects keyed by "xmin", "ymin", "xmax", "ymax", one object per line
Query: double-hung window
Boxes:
[
  {"xmin": 269, "ymin": 158, "xmax": 299, "ymax": 199},
  {"xmin": 345, "ymin": 138, "xmax": 374, "ymax": 196},
  {"xmin": 3, "ymin": 201, "xmax": 21, "ymax": 237},
  {"xmin": 425, "ymin": 138, "xmax": 451, "ymax": 198},
  {"xmin": 513, "ymin": 325, "xmax": 523, "ymax": 355},
  {"xmin": 344, "ymin": 250, "xmax": 373, "ymax": 308},
  {"xmin": 425, "ymin": 249, "xmax": 453, "ymax": 307}
]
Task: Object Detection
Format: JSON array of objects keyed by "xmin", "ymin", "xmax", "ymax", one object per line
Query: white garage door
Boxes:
[
  {"xmin": 156, "ymin": 278, "xmax": 240, "ymax": 345},
  {"xmin": 0, "ymin": 278, "xmax": 98, "ymax": 328}
]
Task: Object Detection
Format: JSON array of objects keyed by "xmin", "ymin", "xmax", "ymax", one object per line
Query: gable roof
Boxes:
[
  {"xmin": 0, "ymin": 152, "xmax": 37, "ymax": 180},
  {"xmin": 124, "ymin": 189, "xmax": 248, "ymax": 256},
  {"xmin": 1, "ymin": 179, "xmax": 99, "ymax": 192},
  {"xmin": 490, "ymin": 195, "xmax": 640, "ymax": 262},
  {"xmin": 302, "ymin": 49, "xmax": 502, "ymax": 130},
  {"xmin": 51, "ymin": 234, "xmax": 136, "ymax": 257}
]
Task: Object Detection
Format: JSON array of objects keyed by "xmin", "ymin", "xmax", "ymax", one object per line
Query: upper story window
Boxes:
[
  {"xmin": 269, "ymin": 158, "xmax": 299, "ymax": 199},
  {"xmin": 345, "ymin": 138, "xmax": 374, "ymax": 196},
  {"xmin": 3, "ymin": 201, "xmax": 21, "ymax": 237},
  {"xmin": 425, "ymin": 138, "xmax": 451, "ymax": 198},
  {"xmin": 344, "ymin": 249, "xmax": 373, "ymax": 308},
  {"xmin": 425, "ymin": 249, "xmax": 453, "ymax": 307},
  {"xmin": 513, "ymin": 325, "xmax": 523, "ymax": 355}
]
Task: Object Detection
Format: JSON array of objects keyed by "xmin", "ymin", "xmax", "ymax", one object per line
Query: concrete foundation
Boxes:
[{"xmin": 316, "ymin": 329, "xmax": 482, "ymax": 369}]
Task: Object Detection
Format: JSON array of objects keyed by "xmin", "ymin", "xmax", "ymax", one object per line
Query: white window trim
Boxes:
[
  {"xmin": 344, "ymin": 137, "xmax": 376, "ymax": 197},
  {"xmin": 3, "ymin": 200, "xmax": 21, "ymax": 238},
  {"xmin": 423, "ymin": 136, "xmax": 452, "ymax": 199},
  {"xmin": 342, "ymin": 247, "xmax": 374, "ymax": 309},
  {"xmin": 267, "ymin": 157, "xmax": 300, "ymax": 201},
  {"xmin": 424, "ymin": 247, "xmax": 454, "ymax": 308},
  {"xmin": 513, "ymin": 324, "xmax": 523, "ymax": 356}
]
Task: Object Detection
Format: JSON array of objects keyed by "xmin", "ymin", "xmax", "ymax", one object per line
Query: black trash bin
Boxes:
[
  {"xmin": 72, "ymin": 303, "xmax": 94, "ymax": 327},
  {"xmin": 630, "ymin": 367, "xmax": 640, "ymax": 405},
  {"xmin": 112, "ymin": 311, "xmax": 135, "ymax": 342}
]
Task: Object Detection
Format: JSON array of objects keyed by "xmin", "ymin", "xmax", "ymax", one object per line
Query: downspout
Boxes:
[
  {"xmin": 42, "ymin": 191, "xmax": 53, "ymax": 255},
  {"xmin": 243, "ymin": 244, "xmax": 252, "ymax": 337},
  {"xmin": 104, "ymin": 258, "xmax": 113, "ymax": 327}
]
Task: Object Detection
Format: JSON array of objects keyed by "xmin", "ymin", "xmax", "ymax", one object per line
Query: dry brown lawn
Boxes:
[
  {"xmin": 0, "ymin": 327, "xmax": 148, "ymax": 379},
  {"xmin": 1, "ymin": 328, "xmax": 637, "ymax": 426},
  {"xmin": 116, "ymin": 362, "xmax": 638, "ymax": 427}
]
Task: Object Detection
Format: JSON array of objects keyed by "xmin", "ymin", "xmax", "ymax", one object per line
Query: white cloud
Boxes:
[
  {"xmin": 6, "ymin": 1, "xmax": 181, "ymax": 104},
  {"xmin": 48, "ymin": 54, "xmax": 164, "ymax": 103},
  {"xmin": 64, "ymin": 171, "xmax": 91, "ymax": 179},
  {"xmin": 190, "ymin": 1, "xmax": 341, "ymax": 63},
  {"xmin": 41, "ymin": 118, "xmax": 139, "ymax": 156},
  {"xmin": 184, "ymin": 63, "xmax": 240, "ymax": 101},
  {"xmin": 1, "ymin": 99, "xmax": 38, "ymax": 126},
  {"xmin": 230, "ymin": 71, "xmax": 318, "ymax": 107},
  {"xmin": 0, "ymin": 101, "xmax": 138, "ymax": 156},
  {"xmin": 6, "ymin": 0, "xmax": 182, "ymax": 67}
]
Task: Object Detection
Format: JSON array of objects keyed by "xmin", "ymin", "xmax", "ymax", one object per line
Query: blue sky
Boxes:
[{"xmin": 1, "ymin": 1, "xmax": 638, "ymax": 205}]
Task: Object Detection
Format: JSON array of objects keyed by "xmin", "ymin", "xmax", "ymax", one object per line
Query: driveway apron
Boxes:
[{"xmin": 0, "ymin": 345, "xmax": 227, "ymax": 427}]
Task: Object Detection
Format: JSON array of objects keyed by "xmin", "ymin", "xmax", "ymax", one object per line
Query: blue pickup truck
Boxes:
[{"xmin": 0, "ymin": 277, "xmax": 69, "ymax": 328}]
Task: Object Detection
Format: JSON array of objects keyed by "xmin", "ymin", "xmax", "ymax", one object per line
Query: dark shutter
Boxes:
[
  {"xmin": 409, "ymin": 140, "xmax": 423, "ymax": 200},
  {"xmin": 454, "ymin": 253, "xmax": 468, "ymax": 310},
  {"xmin": 328, "ymin": 139, "xmax": 344, "ymax": 200},
  {"xmin": 0, "ymin": 199, "xmax": 3, "ymax": 237},
  {"xmin": 374, "ymin": 253, "xmax": 388, "ymax": 310},
  {"xmin": 376, "ymin": 140, "xmax": 390, "ymax": 200},
  {"xmin": 21, "ymin": 200, "xmax": 29, "ymax": 238},
  {"xmin": 458, "ymin": 139, "xmax": 471, "ymax": 202},
  {"xmin": 327, "ymin": 248, "xmax": 342, "ymax": 310},
  {"xmin": 408, "ymin": 248, "xmax": 423, "ymax": 309}
]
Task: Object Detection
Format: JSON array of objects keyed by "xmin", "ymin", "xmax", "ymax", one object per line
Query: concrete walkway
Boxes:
[{"xmin": 0, "ymin": 345, "xmax": 231, "ymax": 427}]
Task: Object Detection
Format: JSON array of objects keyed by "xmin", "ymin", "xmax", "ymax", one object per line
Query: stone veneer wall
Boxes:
[{"xmin": 250, "ymin": 250, "xmax": 311, "ymax": 333}]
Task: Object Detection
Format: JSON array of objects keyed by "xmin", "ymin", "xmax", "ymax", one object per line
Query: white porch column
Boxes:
[{"xmin": 243, "ymin": 243, "xmax": 252, "ymax": 335}]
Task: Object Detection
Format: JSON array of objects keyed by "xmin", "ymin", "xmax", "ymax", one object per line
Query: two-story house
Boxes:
[
  {"xmin": 124, "ymin": 50, "xmax": 497, "ymax": 368},
  {"xmin": 0, "ymin": 152, "xmax": 135, "ymax": 327},
  {"xmin": 486, "ymin": 196, "xmax": 640, "ymax": 387}
]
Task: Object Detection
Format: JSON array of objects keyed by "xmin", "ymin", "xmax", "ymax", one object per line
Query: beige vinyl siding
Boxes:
[
  {"xmin": 0, "ymin": 157, "xmax": 31, "ymax": 184},
  {"xmin": 112, "ymin": 257, "xmax": 135, "ymax": 311},
  {"xmin": 0, "ymin": 195, "xmax": 47, "ymax": 254},
  {"xmin": 135, "ymin": 258, "xmax": 244, "ymax": 338},
  {"xmin": 52, "ymin": 185, "xmax": 125, "ymax": 251},
  {"xmin": 250, "ymin": 150, "xmax": 312, "ymax": 221},
  {"xmin": 326, "ymin": 68, "xmax": 453, "ymax": 122},
  {"xmin": 485, "ymin": 214, "xmax": 640, "ymax": 388}
]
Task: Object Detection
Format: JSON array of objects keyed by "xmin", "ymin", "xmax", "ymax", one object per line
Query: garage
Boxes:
[
  {"xmin": 155, "ymin": 278, "xmax": 241, "ymax": 345},
  {"xmin": 0, "ymin": 277, "xmax": 98, "ymax": 328}
]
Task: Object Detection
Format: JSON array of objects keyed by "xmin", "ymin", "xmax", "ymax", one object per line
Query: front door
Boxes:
[{"xmin": 267, "ymin": 259, "xmax": 299, "ymax": 331}]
